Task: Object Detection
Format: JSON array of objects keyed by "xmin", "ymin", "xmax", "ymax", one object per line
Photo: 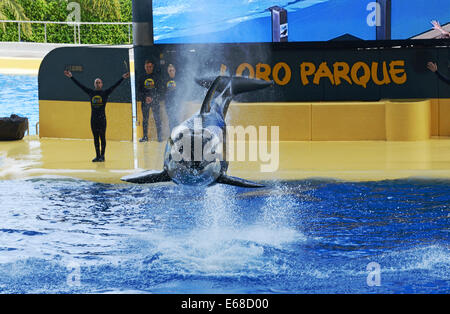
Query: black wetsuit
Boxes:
[
  {"xmin": 164, "ymin": 77, "xmax": 178, "ymax": 132},
  {"xmin": 70, "ymin": 76, "xmax": 124, "ymax": 159},
  {"xmin": 436, "ymin": 71, "xmax": 450, "ymax": 85},
  {"xmin": 138, "ymin": 73, "xmax": 162, "ymax": 141}
]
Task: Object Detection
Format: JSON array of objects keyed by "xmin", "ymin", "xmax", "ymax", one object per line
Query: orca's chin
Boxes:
[{"xmin": 167, "ymin": 160, "xmax": 222, "ymax": 187}]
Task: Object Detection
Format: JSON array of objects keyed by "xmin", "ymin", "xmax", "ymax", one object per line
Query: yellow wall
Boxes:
[
  {"xmin": 430, "ymin": 99, "xmax": 439, "ymax": 136},
  {"xmin": 227, "ymin": 103, "xmax": 312, "ymax": 141},
  {"xmin": 228, "ymin": 102, "xmax": 386, "ymax": 141},
  {"xmin": 229, "ymin": 99, "xmax": 449, "ymax": 141},
  {"xmin": 312, "ymin": 102, "xmax": 385, "ymax": 141},
  {"xmin": 39, "ymin": 100, "xmax": 133, "ymax": 141},
  {"xmin": 439, "ymin": 98, "xmax": 450, "ymax": 136},
  {"xmin": 40, "ymin": 98, "xmax": 450, "ymax": 142},
  {"xmin": 137, "ymin": 99, "xmax": 448, "ymax": 141},
  {"xmin": 385, "ymin": 100, "xmax": 431, "ymax": 141}
]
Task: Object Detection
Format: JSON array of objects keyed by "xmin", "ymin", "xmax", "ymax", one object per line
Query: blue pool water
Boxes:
[
  {"xmin": 0, "ymin": 178, "xmax": 448, "ymax": 293},
  {"xmin": 0, "ymin": 74, "xmax": 38, "ymax": 135}
]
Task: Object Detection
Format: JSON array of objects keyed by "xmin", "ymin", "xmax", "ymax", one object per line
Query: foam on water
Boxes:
[{"xmin": 127, "ymin": 184, "xmax": 307, "ymax": 279}]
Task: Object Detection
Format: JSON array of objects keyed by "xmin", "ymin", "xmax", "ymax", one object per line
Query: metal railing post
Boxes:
[
  {"xmin": 18, "ymin": 23, "xmax": 20, "ymax": 41},
  {"xmin": 44, "ymin": 23, "xmax": 47, "ymax": 43}
]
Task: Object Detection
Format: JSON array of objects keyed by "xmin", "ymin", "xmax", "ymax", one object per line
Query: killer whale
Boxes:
[{"xmin": 121, "ymin": 75, "xmax": 273, "ymax": 188}]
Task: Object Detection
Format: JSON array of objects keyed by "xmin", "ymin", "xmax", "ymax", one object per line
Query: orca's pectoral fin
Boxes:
[
  {"xmin": 121, "ymin": 169, "xmax": 171, "ymax": 184},
  {"xmin": 216, "ymin": 174, "xmax": 264, "ymax": 188}
]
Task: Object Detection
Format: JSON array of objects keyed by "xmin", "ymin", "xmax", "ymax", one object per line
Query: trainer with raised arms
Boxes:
[{"xmin": 64, "ymin": 69, "xmax": 130, "ymax": 162}]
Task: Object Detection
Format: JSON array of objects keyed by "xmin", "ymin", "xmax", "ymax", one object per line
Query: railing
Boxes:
[{"xmin": 0, "ymin": 20, "xmax": 132, "ymax": 44}]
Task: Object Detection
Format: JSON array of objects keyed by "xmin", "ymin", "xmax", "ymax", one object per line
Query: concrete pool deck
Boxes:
[{"xmin": 1, "ymin": 135, "xmax": 450, "ymax": 184}]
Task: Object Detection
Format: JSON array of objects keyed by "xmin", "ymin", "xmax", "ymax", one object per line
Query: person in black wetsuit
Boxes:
[
  {"xmin": 64, "ymin": 70, "xmax": 130, "ymax": 162},
  {"xmin": 138, "ymin": 60, "xmax": 162, "ymax": 142},
  {"xmin": 164, "ymin": 64, "xmax": 179, "ymax": 132},
  {"xmin": 427, "ymin": 62, "xmax": 450, "ymax": 84}
]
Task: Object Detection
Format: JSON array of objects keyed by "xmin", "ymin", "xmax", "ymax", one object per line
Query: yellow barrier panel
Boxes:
[
  {"xmin": 143, "ymin": 100, "xmax": 438, "ymax": 142},
  {"xmin": 430, "ymin": 99, "xmax": 440, "ymax": 137},
  {"xmin": 39, "ymin": 100, "xmax": 133, "ymax": 141},
  {"xmin": 38, "ymin": 99, "xmax": 445, "ymax": 142},
  {"xmin": 312, "ymin": 102, "xmax": 386, "ymax": 141},
  {"xmin": 439, "ymin": 98, "xmax": 450, "ymax": 136},
  {"xmin": 385, "ymin": 100, "xmax": 431, "ymax": 141},
  {"xmin": 227, "ymin": 102, "xmax": 312, "ymax": 141}
]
